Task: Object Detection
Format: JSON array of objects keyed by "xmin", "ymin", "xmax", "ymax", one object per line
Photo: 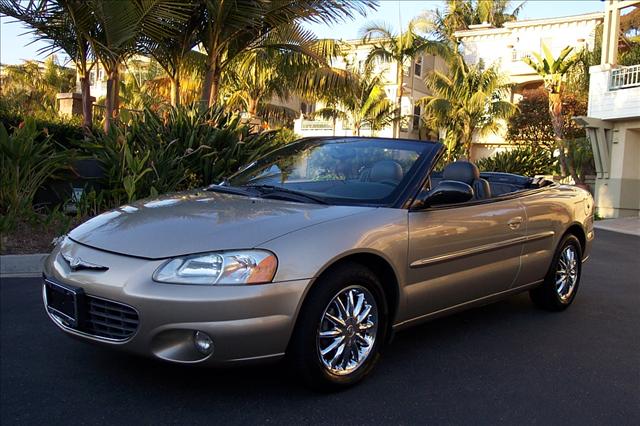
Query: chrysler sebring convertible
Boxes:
[{"xmin": 43, "ymin": 137, "xmax": 594, "ymax": 389}]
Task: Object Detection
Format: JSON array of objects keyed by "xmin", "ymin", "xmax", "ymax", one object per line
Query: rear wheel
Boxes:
[
  {"xmin": 530, "ymin": 234, "xmax": 582, "ymax": 311},
  {"xmin": 289, "ymin": 262, "xmax": 387, "ymax": 390}
]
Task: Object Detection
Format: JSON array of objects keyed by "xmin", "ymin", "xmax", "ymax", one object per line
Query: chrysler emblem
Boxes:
[{"xmin": 61, "ymin": 252, "xmax": 109, "ymax": 272}]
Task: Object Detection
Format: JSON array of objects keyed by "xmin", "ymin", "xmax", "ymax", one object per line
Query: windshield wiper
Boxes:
[
  {"xmin": 245, "ymin": 184, "xmax": 328, "ymax": 205},
  {"xmin": 205, "ymin": 184, "xmax": 255, "ymax": 197}
]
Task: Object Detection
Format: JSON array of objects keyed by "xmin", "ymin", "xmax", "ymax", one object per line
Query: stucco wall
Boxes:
[{"xmin": 588, "ymin": 66, "xmax": 640, "ymax": 121}]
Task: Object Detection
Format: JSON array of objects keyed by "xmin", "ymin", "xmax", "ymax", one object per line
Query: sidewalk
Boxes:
[
  {"xmin": 594, "ymin": 216, "xmax": 640, "ymax": 237},
  {"xmin": 0, "ymin": 253, "xmax": 48, "ymax": 278}
]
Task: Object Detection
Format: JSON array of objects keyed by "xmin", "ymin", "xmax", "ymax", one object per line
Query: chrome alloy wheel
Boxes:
[
  {"xmin": 556, "ymin": 245, "xmax": 578, "ymax": 301},
  {"xmin": 316, "ymin": 285, "xmax": 378, "ymax": 376}
]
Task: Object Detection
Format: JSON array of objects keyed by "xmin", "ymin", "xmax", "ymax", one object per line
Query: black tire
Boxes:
[
  {"xmin": 530, "ymin": 234, "xmax": 583, "ymax": 311},
  {"xmin": 289, "ymin": 262, "xmax": 388, "ymax": 391}
]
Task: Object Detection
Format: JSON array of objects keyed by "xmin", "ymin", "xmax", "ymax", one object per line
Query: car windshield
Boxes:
[{"xmin": 225, "ymin": 138, "xmax": 437, "ymax": 206}]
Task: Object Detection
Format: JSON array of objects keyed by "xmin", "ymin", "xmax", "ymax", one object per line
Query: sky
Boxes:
[{"xmin": 0, "ymin": 0, "xmax": 604, "ymax": 65}]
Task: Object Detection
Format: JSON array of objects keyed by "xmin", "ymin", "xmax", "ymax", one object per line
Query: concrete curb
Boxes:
[
  {"xmin": 594, "ymin": 218, "xmax": 640, "ymax": 237},
  {"xmin": 0, "ymin": 253, "xmax": 48, "ymax": 278}
]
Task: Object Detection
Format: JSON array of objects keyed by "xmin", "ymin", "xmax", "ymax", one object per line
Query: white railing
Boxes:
[
  {"xmin": 610, "ymin": 64, "xmax": 640, "ymax": 90},
  {"xmin": 301, "ymin": 120, "xmax": 333, "ymax": 130},
  {"xmin": 512, "ymin": 50, "xmax": 532, "ymax": 62}
]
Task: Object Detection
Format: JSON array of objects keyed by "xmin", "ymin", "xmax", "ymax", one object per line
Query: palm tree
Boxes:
[
  {"xmin": 313, "ymin": 63, "xmax": 395, "ymax": 137},
  {"xmin": 140, "ymin": 5, "xmax": 204, "ymax": 106},
  {"xmin": 87, "ymin": 0, "xmax": 193, "ymax": 131},
  {"xmin": 431, "ymin": 0, "xmax": 525, "ymax": 45},
  {"xmin": 197, "ymin": 0, "xmax": 373, "ymax": 108},
  {"xmin": 0, "ymin": 0, "xmax": 96, "ymax": 130},
  {"xmin": 361, "ymin": 16, "xmax": 449, "ymax": 138},
  {"xmin": 1, "ymin": 57, "xmax": 75, "ymax": 114},
  {"xmin": 223, "ymin": 28, "xmax": 348, "ymax": 125},
  {"xmin": 420, "ymin": 54, "xmax": 516, "ymax": 160},
  {"xmin": 524, "ymin": 44, "xmax": 581, "ymax": 184}
]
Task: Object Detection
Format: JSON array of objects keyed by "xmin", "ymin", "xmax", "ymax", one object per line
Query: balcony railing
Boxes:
[
  {"xmin": 301, "ymin": 120, "xmax": 333, "ymax": 130},
  {"xmin": 610, "ymin": 64, "xmax": 640, "ymax": 90},
  {"xmin": 511, "ymin": 50, "xmax": 532, "ymax": 62}
]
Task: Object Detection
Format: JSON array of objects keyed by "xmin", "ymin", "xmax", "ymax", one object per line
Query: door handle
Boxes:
[{"xmin": 507, "ymin": 217, "xmax": 523, "ymax": 230}]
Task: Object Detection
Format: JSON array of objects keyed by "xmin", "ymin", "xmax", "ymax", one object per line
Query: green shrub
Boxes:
[
  {"xmin": 272, "ymin": 127, "xmax": 301, "ymax": 145},
  {"xmin": 84, "ymin": 105, "xmax": 286, "ymax": 206},
  {"xmin": 476, "ymin": 145, "xmax": 557, "ymax": 177},
  {"xmin": 567, "ymin": 137, "xmax": 596, "ymax": 180},
  {"xmin": 0, "ymin": 102, "xmax": 87, "ymax": 149},
  {"xmin": 0, "ymin": 119, "xmax": 73, "ymax": 231}
]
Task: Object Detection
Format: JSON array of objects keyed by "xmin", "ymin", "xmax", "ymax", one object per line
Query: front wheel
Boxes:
[
  {"xmin": 530, "ymin": 234, "xmax": 583, "ymax": 311},
  {"xmin": 289, "ymin": 262, "xmax": 387, "ymax": 390}
]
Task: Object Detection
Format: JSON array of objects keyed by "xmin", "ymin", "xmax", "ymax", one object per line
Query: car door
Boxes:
[{"xmin": 404, "ymin": 198, "xmax": 526, "ymax": 320}]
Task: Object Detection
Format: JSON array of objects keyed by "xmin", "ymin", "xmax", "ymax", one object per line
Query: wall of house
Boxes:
[
  {"xmin": 593, "ymin": 121, "xmax": 640, "ymax": 217},
  {"xmin": 456, "ymin": 13, "xmax": 603, "ymax": 160},
  {"xmin": 588, "ymin": 66, "xmax": 640, "ymax": 120},
  {"xmin": 293, "ymin": 40, "xmax": 445, "ymax": 141}
]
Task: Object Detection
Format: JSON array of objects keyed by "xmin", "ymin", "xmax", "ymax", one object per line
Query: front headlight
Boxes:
[{"xmin": 153, "ymin": 250, "xmax": 277, "ymax": 285}]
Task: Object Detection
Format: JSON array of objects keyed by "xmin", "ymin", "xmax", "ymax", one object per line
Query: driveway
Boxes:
[{"xmin": 1, "ymin": 230, "xmax": 639, "ymax": 425}]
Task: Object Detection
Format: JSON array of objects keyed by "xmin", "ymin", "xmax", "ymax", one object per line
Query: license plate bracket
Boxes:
[{"xmin": 44, "ymin": 279, "xmax": 84, "ymax": 328}]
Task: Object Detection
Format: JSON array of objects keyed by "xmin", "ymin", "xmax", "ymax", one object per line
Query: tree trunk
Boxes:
[
  {"xmin": 80, "ymin": 74, "xmax": 92, "ymax": 134},
  {"xmin": 332, "ymin": 116, "xmax": 336, "ymax": 136},
  {"xmin": 104, "ymin": 66, "xmax": 121, "ymax": 133},
  {"xmin": 247, "ymin": 97, "xmax": 258, "ymax": 118},
  {"xmin": 395, "ymin": 60, "xmax": 404, "ymax": 138},
  {"xmin": 170, "ymin": 76, "xmax": 180, "ymax": 107},
  {"xmin": 104, "ymin": 75, "xmax": 114, "ymax": 132},
  {"xmin": 209, "ymin": 71, "xmax": 220, "ymax": 107},
  {"xmin": 463, "ymin": 131, "xmax": 473, "ymax": 160},
  {"xmin": 113, "ymin": 67, "xmax": 120, "ymax": 117},
  {"xmin": 549, "ymin": 93, "xmax": 582, "ymax": 184},
  {"xmin": 200, "ymin": 54, "xmax": 220, "ymax": 109},
  {"xmin": 200, "ymin": 67, "xmax": 213, "ymax": 109}
]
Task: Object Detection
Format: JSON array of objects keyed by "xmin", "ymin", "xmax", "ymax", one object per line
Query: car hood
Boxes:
[{"xmin": 68, "ymin": 191, "xmax": 371, "ymax": 259}]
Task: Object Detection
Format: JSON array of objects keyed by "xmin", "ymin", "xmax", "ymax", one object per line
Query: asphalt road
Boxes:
[{"xmin": 2, "ymin": 230, "xmax": 639, "ymax": 425}]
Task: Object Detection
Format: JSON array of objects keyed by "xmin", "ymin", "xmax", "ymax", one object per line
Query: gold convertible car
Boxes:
[{"xmin": 43, "ymin": 137, "xmax": 594, "ymax": 389}]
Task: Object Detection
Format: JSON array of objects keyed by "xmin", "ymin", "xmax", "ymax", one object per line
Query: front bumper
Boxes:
[{"xmin": 43, "ymin": 242, "xmax": 310, "ymax": 365}]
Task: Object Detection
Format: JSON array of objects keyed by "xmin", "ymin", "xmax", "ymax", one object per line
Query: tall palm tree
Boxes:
[
  {"xmin": 1, "ymin": 58, "xmax": 75, "ymax": 114},
  {"xmin": 140, "ymin": 4, "xmax": 204, "ymax": 106},
  {"xmin": 431, "ymin": 0, "xmax": 525, "ymax": 46},
  {"xmin": 223, "ymin": 28, "xmax": 347, "ymax": 125},
  {"xmin": 361, "ymin": 16, "xmax": 449, "ymax": 138},
  {"xmin": 313, "ymin": 63, "xmax": 395, "ymax": 137},
  {"xmin": 0, "ymin": 0, "xmax": 96, "ymax": 130},
  {"xmin": 197, "ymin": 0, "xmax": 373, "ymax": 108},
  {"xmin": 420, "ymin": 54, "xmax": 516, "ymax": 160},
  {"xmin": 87, "ymin": 0, "xmax": 193, "ymax": 131},
  {"xmin": 524, "ymin": 44, "xmax": 581, "ymax": 184}
]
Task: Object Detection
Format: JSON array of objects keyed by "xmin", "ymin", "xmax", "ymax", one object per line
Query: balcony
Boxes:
[
  {"xmin": 300, "ymin": 120, "xmax": 333, "ymax": 131},
  {"xmin": 587, "ymin": 63, "xmax": 640, "ymax": 121},
  {"xmin": 610, "ymin": 64, "xmax": 640, "ymax": 90}
]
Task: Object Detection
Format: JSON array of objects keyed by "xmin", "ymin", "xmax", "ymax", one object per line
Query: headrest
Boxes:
[
  {"xmin": 370, "ymin": 160, "xmax": 403, "ymax": 183},
  {"xmin": 442, "ymin": 161, "xmax": 480, "ymax": 185}
]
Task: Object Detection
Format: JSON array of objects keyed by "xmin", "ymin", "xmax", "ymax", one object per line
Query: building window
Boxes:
[
  {"xmin": 414, "ymin": 57, "xmax": 423, "ymax": 77},
  {"xmin": 412, "ymin": 104, "xmax": 421, "ymax": 130}
]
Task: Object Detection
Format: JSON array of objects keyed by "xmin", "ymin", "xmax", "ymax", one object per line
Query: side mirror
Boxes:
[{"xmin": 412, "ymin": 180, "xmax": 474, "ymax": 209}]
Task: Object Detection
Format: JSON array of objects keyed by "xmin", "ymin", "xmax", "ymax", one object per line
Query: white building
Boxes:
[
  {"xmin": 454, "ymin": 12, "xmax": 603, "ymax": 159},
  {"xmin": 77, "ymin": 55, "xmax": 153, "ymax": 101},
  {"xmin": 293, "ymin": 38, "xmax": 447, "ymax": 140},
  {"xmin": 575, "ymin": 0, "xmax": 640, "ymax": 218}
]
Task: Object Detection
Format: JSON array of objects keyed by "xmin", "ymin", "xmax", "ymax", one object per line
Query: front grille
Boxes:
[{"xmin": 84, "ymin": 296, "xmax": 139, "ymax": 340}]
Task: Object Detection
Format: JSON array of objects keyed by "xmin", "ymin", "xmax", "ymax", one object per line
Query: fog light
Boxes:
[{"xmin": 193, "ymin": 331, "xmax": 214, "ymax": 355}]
